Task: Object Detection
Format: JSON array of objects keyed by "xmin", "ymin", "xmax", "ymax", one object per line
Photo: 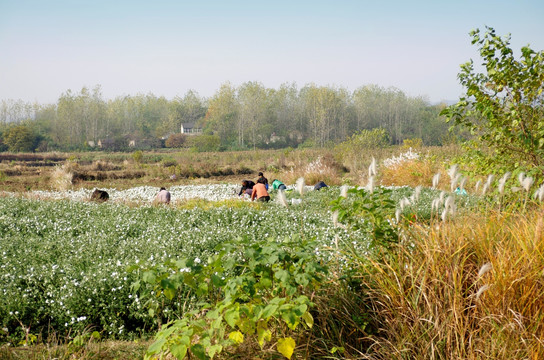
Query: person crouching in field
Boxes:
[
  {"xmin": 156, "ymin": 187, "xmax": 171, "ymax": 204},
  {"xmin": 251, "ymin": 178, "xmax": 270, "ymax": 202},
  {"xmin": 271, "ymin": 179, "xmax": 287, "ymax": 190},
  {"xmin": 238, "ymin": 180, "xmax": 255, "ymax": 196}
]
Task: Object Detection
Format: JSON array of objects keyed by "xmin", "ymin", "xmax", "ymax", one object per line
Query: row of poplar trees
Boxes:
[{"xmin": 0, "ymin": 82, "xmax": 451, "ymax": 151}]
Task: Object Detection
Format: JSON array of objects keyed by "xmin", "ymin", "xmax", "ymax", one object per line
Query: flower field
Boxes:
[{"xmin": 0, "ymin": 185, "xmax": 351, "ymax": 342}]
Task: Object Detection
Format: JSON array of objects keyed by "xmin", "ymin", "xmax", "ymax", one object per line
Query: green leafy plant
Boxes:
[
  {"xmin": 331, "ymin": 187, "xmax": 398, "ymax": 248},
  {"xmin": 441, "ymin": 26, "xmax": 544, "ymax": 177},
  {"xmin": 131, "ymin": 236, "xmax": 327, "ymax": 359}
]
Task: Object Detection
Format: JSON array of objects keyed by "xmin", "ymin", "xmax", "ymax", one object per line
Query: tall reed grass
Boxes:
[{"xmin": 348, "ymin": 207, "xmax": 544, "ymax": 359}]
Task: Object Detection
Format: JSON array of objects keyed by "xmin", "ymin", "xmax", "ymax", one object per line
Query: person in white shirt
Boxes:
[{"xmin": 156, "ymin": 187, "xmax": 171, "ymax": 204}]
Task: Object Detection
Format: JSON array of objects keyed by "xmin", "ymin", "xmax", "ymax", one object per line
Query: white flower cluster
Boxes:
[
  {"xmin": 17, "ymin": 184, "xmax": 241, "ymax": 204},
  {"xmin": 382, "ymin": 148, "xmax": 420, "ymax": 168}
]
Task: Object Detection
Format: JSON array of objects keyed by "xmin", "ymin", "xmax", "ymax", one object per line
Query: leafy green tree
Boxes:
[
  {"xmin": 3, "ymin": 124, "xmax": 37, "ymax": 152},
  {"xmin": 441, "ymin": 27, "xmax": 544, "ymax": 175},
  {"xmin": 165, "ymin": 133, "xmax": 187, "ymax": 148},
  {"xmin": 189, "ymin": 134, "xmax": 221, "ymax": 152}
]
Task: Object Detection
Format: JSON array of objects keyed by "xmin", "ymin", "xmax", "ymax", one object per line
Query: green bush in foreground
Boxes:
[{"xmin": 133, "ymin": 236, "xmax": 326, "ymax": 359}]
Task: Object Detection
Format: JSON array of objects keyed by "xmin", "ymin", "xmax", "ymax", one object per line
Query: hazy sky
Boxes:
[{"xmin": 1, "ymin": 0, "xmax": 543, "ymax": 104}]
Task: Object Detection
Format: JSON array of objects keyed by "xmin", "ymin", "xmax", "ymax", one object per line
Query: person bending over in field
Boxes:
[
  {"xmin": 257, "ymin": 172, "xmax": 269, "ymax": 190},
  {"xmin": 156, "ymin": 187, "xmax": 171, "ymax": 204},
  {"xmin": 271, "ymin": 179, "xmax": 287, "ymax": 190},
  {"xmin": 238, "ymin": 180, "xmax": 255, "ymax": 196},
  {"xmin": 251, "ymin": 178, "xmax": 270, "ymax": 202}
]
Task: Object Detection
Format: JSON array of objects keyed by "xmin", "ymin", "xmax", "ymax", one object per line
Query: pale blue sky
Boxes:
[{"xmin": 1, "ymin": 0, "xmax": 543, "ymax": 104}]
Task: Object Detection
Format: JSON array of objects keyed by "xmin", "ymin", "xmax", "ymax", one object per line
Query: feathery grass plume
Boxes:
[
  {"xmin": 368, "ymin": 157, "xmax": 377, "ymax": 178},
  {"xmin": 533, "ymin": 183, "xmax": 544, "ymax": 201},
  {"xmin": 340, "ymin": 185, "xmax": 348, "ymax": 198},
  {"xmin": 395, "ymin": 208, "xmax": 402, "ymax": 223},
  {"xmin": 414, "ymin": 186, "xmax": 422, "ymax": 203},
  {"xmin": 442, "ymin": 195, "xmax": 456, "ymax": 221},
  {"xmin": 475, "ymin": 284, "xmax": 490, "ymax": 300},
  {"xmin": 477, "ymin": 262, "xmax": 493, "ymax": 278},
  {"xmin": 518, "ymin": 172, "xmax": 526, "ymax": 185},
  {"xmin": 431, "ymin": 198, "xmax": 441, "ymax": 212},
  {"xmin": 474, "ymin": 179, "xmax": 482, "ymax": 193},
  {"xmin": 482, "ymin": 174, "xmax": 494, "ymax": 195},
  {"xmin": 451, "ymin": 173, "xmax": 462, "ymax": 192},
  {"xmin": 441, "ymin": 205, "xmax": 449, "ymax": 222},
  {"xmin": 432, "ymin": 172, "xmax": 440, "ymax": 188},
  {"xmin": 399, "ymin": 197, "xmax": 411, "ymax": 211},
  {"xmin": 366, "ymin": 176, "xmax": 375, "ymax": 193},
  {"xmin": 459, "ymin": 176, "xmax": 467, "ymax": 191},
  {"xmin": 296, "ymin": 177, "xmax": 305, "ymax": 197},
  {"xmin": 332, "ymin": 210, "xmax": 339, "ymax": 228},
  {"xmin": 439, "ymin": 191, "xmax": 445, "ymax": 203},
  {"xmin": 277, "ymin": 189, "xmax": 288, "ymax": 207},
  {"xmin": 409, "ymin": 186, "xmax": 421, "ymax": 203},
  {"xmin": 498, "ymin": 172, "xmax": 511, "ymax": 195},
  {"xmin": 521, "ymin": 176, "xmax": 534, "ymax": 192},
  {"xmin": 50, "ymin": 165, "xmax": 74, "ymax": 191},
  {"xmin": 447, "ymin": 164, "xmax": 458, "ymax": 180}
]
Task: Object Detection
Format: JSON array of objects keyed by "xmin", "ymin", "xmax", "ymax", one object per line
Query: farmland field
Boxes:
[
  {"xmin": 0, "ymin": 185, "xmax": 355, "ymax": 341},
  {"xmin": 1, "ymin": 148, "xmax": 543, "ymax": 359}
]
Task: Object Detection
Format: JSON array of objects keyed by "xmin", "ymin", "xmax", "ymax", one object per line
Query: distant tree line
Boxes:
[{"xmin": 0, "ymin": 83, "xmax": 455, "ymax": 152}]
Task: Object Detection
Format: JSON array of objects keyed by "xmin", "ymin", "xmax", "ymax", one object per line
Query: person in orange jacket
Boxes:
[{"xmin": 251, "ymin": 178, "xmax": 270, "ymax": 202}]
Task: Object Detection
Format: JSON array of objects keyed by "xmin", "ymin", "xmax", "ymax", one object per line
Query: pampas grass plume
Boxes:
[
  {"xmin": 277, "ymin": 189, "xmax": 288, "ymax": 207},
  {"xmin": 518, "ymin": 172, "xmax": 526, "ymax": 185},
  {"xmin": 368, "ymin": 157, "xmax": 377, "ymax": 178},
  {"xmin": 475, "ymin": 284, "xmax": 490, "ymax": 300},
  {"xmin": 474, "ymin": 179, "xmax": 482, "ymax": 193},
  {"xmin": 498, "ymin": 172, "xmax": 511, "ymax": 195},
  {"xmin": 477, "ymin": 262, "xmax": 493, "ymax": 278},
  {"xmin": 447, "ymin": 164, "xmax": 458, "ymax": 179},
  {"xmin": 432, "ymin": 172, "xmax": 440, "ymax": 188},
  {"xmin": 522, "ymin": 176, "xmax": 534, "ymax": 192},
  {"xmin": 50, "ymin": 165, "xmax": 73, "ymax": 191},
  {"xmin": 533, "ymin": 184, "xmax": 544, "ymax": 202},
  {"xmin": 367, "ymin": 176, "xmax": 375, "ymax": 193},
  {"xmin": 340, "ymin": 185, "xmax": 348, "ymax": 198},
  {"xmin": 296, "ymin": 177, "xmax": 305, "ymax": 196}
]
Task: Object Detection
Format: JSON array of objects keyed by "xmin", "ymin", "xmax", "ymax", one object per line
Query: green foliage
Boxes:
[
  {"xmin": 133, "ymin": 236, "xmax": 327, "ymax": 359},
  {"xmin": 336, "ymin": 128, "xmax": 390, "ymax": 152},
  {"xmin": 3, "ymin": 125, "xmax": 37, "ymax": 152},
  {"xmin": 132, "ymin": 150, "xmax": 143, "ymax": 164},
  {"xmin": 189, "ymin": 135, "xmax": 221, "ymax": 152},
  {"xmin": 441, "ymin": 26, "xmax": 544, "ymax": 177},
  {"xmin": 402, "ymin": 137, "xmax": 423, "ymax": 149},
  {"xmin": 331, "ymin": 187, "xmax": 398, "ymax": 248}
]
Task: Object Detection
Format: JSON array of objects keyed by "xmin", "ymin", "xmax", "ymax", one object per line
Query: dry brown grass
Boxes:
[
  {"xmin": 353, "ymin": 207, "xmax": 544, "ymax": 359},
  {"xmin": 380, "ymin": 157, "xmax": 441, "ymax": 188},
  {"xmin": 280, "ymin": 153, "xmax": 346, "ymax": 186},
  {"xmin": 0, "ymin": 340, "xmax": 150, "ymax": 360},
  {"xmin": 49, "ymin": 163, "xmax": 76, "ymax": 191}
]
